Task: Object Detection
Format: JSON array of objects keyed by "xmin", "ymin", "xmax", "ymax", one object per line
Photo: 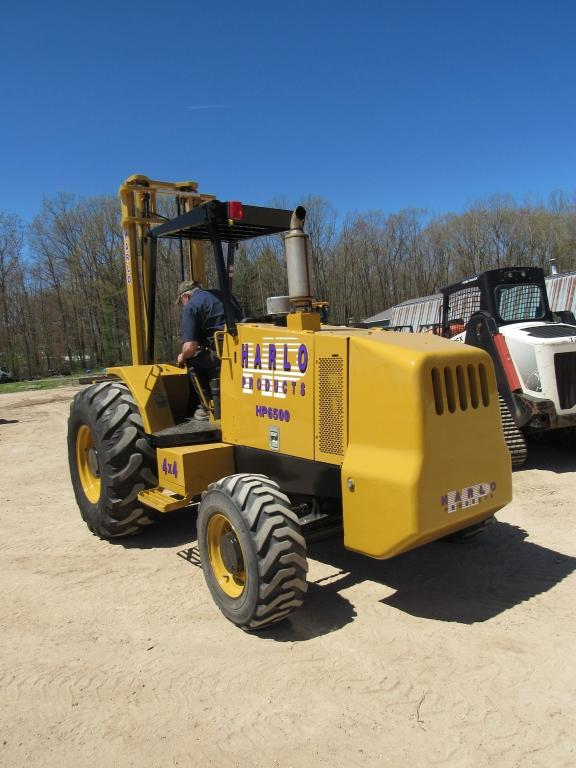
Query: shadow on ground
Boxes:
[
  {"xmin": 260, "ymin": 521, "xmax": 576, "ymax": 641},
  {"xmin": 308, "ymin": 521, "xmax": 576, "ymax": 625},
  {"xmin": 258, "ymin": 580, "xmax": 358, "ymax": 642},
  {"xmin": 522, "ymin": 436, "xmax": 576, "ymax": 473},
  {"xmin": 120, "ymin": 505, "xmax": 199, "ymax": 549},
  {"xmin": 251, "ymin": 520, "xmax": 576, "ymax": 641},
  {"xmin": 0, "ymin": 418, "xmax": 19, "ymax": 425},
  {"xmin": 116, "ymin": 509, "xmax": 576, "ymax": 640}
]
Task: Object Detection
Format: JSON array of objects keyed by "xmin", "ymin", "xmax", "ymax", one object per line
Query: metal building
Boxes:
[{"xmin": 381, "ymin": 271, "xmax": 576, "ymax": 331}]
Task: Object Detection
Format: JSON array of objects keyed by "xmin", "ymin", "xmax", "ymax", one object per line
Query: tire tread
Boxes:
[
  {"xmin": 68, "ymin": 381, "xmax": 157, "ymax": 538},
  {"xmin": 202, "ymin": 473, "xmax": 308, "ymax": 630}
]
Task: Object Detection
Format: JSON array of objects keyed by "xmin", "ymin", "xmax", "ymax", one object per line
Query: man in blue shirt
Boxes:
[{"xmin": 176, "ymin": 280, "xmax": 242, "ymax": 419}]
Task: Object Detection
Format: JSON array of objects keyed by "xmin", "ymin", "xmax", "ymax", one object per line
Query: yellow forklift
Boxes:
[{"xmin": 68, "ymin": 175, "xmax": 513, "ymax": 630}]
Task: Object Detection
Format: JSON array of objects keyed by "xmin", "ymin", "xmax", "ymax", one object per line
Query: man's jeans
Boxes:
[{"xmin": 187, "ymin": 349, "xmax": 220, "ymax": 407}]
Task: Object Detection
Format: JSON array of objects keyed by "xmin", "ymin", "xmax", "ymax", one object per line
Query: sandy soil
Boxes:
[{"xmin": 0, "ymin": 386, "xmax": 575, "ymax": 768}]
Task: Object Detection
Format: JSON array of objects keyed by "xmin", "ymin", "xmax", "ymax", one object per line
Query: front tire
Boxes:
[
  {"xmin": 198, "ymin": 474, "xmax": 308, "ymax": 630},
  {"xmin": 68, "ymin": 381, "xmax": 157, "ymax": 538}
]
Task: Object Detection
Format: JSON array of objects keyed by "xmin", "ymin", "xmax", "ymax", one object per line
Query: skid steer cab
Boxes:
[
  {"xmin": 68, "ymin": 175, "xmax": 512, "ymax": 631},
  {"xmin": 439, "ymin": 267, "xmax": 576, "ymax": 468}
]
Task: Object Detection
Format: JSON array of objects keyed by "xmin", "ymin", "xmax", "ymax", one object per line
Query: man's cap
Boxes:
[{"xmin": 176, "ymin": 280, "xmax": 201, "ymax": 304}]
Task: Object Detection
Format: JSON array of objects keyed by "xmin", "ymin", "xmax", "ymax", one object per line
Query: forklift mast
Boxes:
[{"xmin": 119, "ymin": 175, "xmax": 215, "ymax": 365}]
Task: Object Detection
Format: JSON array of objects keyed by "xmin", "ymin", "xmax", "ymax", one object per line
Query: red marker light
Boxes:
[{"xmin": 227, "ymin": 201, "xmax": 243, "ymax": 220}]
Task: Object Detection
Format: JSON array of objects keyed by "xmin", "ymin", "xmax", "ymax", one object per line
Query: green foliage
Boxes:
[{"xmin": 0, "ymin": 376, "xmax": 78, "ymax": 394}]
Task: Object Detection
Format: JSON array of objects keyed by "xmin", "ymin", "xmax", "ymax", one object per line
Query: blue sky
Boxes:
[{"xmin": 1, "ymin": 0, "xmax": 575, "ymax": 222}]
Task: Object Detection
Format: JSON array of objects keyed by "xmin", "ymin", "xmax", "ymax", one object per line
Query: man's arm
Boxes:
[
  {"xmin": 178, "ymin": 298, "xmax": 200, "ymax": 365},
  {"xmin": 177, "ymin": 340, "xmax": 199, "ymax": 366}
]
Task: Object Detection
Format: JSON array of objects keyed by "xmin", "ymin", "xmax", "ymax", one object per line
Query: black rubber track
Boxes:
[
  {"xmin": 498, "ymin": 394, "xmax": 528, "ymax": 469},
  {"xmin": 198, "ymin": 473, "xmax": 308, "ymax": 630},
  {"xmin": 68, "ymin": 381, "xmax": 157, "ymax": 538}
]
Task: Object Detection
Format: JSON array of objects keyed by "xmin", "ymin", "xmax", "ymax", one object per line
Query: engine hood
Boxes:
[{"xmin": 500, "ymin": 322, "xmax": 576, "ymax": 346}]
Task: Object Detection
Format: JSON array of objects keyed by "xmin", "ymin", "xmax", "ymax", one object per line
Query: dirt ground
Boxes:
[{"xmin": 0, "ymin": 387, "xmax": 575, "ymax": 768}]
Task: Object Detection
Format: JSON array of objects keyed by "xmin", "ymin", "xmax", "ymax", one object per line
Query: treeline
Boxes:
[{"xmin": 1, "ymin": 191, "xmax": 576, "ymax": 378}]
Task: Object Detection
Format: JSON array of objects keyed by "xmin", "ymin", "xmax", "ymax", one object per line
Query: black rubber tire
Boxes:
[
  {"xmin": 68, "ymin": 381, "xmax": 157, "ymax": 539},
  {"xmin": 198, "ymin": 473, "xmax": 308, "ymax": 630}
]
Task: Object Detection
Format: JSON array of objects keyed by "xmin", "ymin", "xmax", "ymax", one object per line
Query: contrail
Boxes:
[{"xmin": 186, "ymin": 105, "xmax": 230, "ymax": 110}]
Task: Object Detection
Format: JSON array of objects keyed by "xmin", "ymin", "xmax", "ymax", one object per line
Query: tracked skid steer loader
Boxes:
[
  {"xmin": 68, "ymin": 175, "xmax": 512, "ymax": 630},
  {"xmin": 439, "ymin": 267, "xmax": 576, "ymax": 468}
]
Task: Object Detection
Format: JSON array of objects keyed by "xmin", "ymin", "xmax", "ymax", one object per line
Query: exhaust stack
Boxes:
[{"xmin": 284, "ymin": 206, "xmax": 314, "ymax": 309}]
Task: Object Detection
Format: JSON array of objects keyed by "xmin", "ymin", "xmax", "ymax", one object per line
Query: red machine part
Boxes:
[
  {"xmin": 227, "ymin": 201, "xmax": 243, "ymax": 220},
  {"xmin": 493, "ymin": 333, "xmax": 522, "ymax": 392}
]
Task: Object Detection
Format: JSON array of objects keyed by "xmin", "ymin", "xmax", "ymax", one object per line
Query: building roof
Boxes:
[{"xmin": 362, "ymin": 308, "xmax": 393, "ymax": 324}]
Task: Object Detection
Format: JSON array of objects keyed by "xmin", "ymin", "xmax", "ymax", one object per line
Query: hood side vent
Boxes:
[{"xmin": 432, "ymin": 364, "xmax": 490, "ymax": 415}]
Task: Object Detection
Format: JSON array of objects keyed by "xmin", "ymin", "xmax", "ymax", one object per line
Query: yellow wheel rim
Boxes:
[
  {"xmin": 76, "ymin": 424, "xmax": 101, "ymax": 504},
  {"xmin": 207, "ymin": 513, "xmax": 246, "ymax": 598}
]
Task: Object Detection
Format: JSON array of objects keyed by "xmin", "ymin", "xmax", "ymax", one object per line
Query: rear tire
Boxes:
[
  {"xmin": 198, "ymin": 474, "xmax": 308, "ymax": 630},
  {"xmin": 68, "ymin": 381, "xmax": 157, "ymax": 539}
]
